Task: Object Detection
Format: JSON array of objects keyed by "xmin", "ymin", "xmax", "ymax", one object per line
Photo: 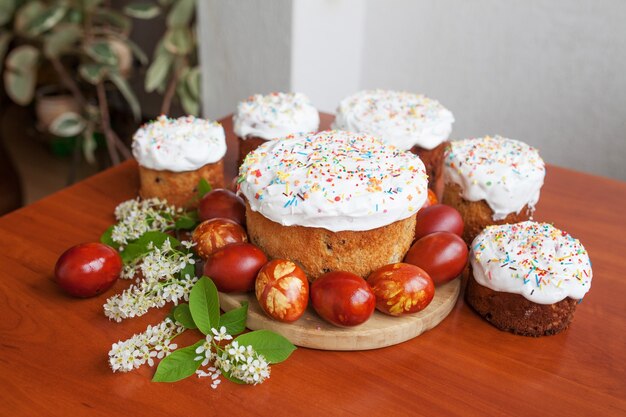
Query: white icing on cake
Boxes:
[
  {"xmin": 332, "ymin": 89, "xmax": 454, "ymax": 151},
  {"xmin": 233, "ymin": 92, "xmax": 320, "ymax": 140},
  {"xmin": 443, "ymin": 136, "xmax": 545, "ymax": 220},
  {"xmin": 471, "ymin": 221, "xmax": 592, "ymax": 305},
  {"xmin": 132, "ymin": 115, "xmax": 226, "ymax": 172},
  {"xmin": 238, "ymin": 130, "xmax": 428, "ymax": 232}
]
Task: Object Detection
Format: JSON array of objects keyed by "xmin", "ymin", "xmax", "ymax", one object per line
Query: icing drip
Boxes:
[
  {"xmin": 233, "ymin": 92, "xmax": 320, "ymax": 140},
  {"xmin": 132, "ymin": 115, "xmax": 226, "ymax": 172},
  {"xmin": 444, "ymin": 136, "xmax": 545, "ymax": 220}
]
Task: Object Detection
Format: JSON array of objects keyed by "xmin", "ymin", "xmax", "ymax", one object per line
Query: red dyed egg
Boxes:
[
  {"xmin": 310, "ymin": 271, "xmax": 376, "ymax": 327},
  {"xmin": 415, "ymin": 204, "xmax": 464, "ymax": 240},
  {"xmin": 255, "ymin": 260, "xmax": 309, "ymax": 323},
  {"xmin": 198, "ymin": 189, "xmax": 246, "ymax": 225},
  {"xmin": 404, "ymin": 232, "xmax": 468, "ymax": 286},
  {"xmin": 54, "ymin": 243, "xmax": 122, "ymax": 298},
  {"xmin": 203, "ymin": 242, "xmax": 267, "ymax": 292},
  {"xmin": 367, "ymin": 263, "xmax": 435, "ymax": 316}
]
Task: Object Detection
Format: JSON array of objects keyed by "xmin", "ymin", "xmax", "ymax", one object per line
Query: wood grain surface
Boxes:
[
  {"xmin": 219, "ymin": 279, "xmax": 460, "ymax": 351},
  {"xmin": 1, "ymin": 113, "xmax": 625, "ymax": 417}
]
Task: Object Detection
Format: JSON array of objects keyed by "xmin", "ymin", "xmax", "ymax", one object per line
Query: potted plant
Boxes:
[
  {"xmin": 0, "ymin": 0, "xmax": 156, "ymax": 166},
  {"xmin": 1, "ymin": 0, "xmax": 201, "ymax": 170}
]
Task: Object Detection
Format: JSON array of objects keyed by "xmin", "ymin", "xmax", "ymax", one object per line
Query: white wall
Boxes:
[
  {"xmin": 199, "ymin": 0, "xmax": 626, "ymax": 180},
  {"xmin": 291, "ymin": 0, "xmax": 366, "ymax": 113},
  {"xmin": 198, "ymin": 0, "xmax": 293, "ymax": 119},
  {"xmin": 361, "ymin": 0, "xmax": 626, "ymax": 180}
]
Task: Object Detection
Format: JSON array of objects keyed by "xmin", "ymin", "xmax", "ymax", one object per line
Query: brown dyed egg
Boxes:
[
  {"xmin": 192, "ymin": 218, "xmax": 247, "ymax": 260},
  {"xmin": 367, "ymin": 263, "xmax": 434, "ymax": 316},
  {"xmin": 255, "ymin": 260, "xmax": 309, "ymax": 323}
]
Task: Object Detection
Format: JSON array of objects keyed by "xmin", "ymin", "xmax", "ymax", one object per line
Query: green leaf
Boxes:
[
  {"xmin": 221, "ymin": 370, "xmax": 245, "ymax": 385},
  {"xmin": 164, "ymin": 27, "xmax": 193, "ymax": 55},
  {"xmin": 121, "ymin": 231, "xmax": 180, "ymax": 264},
  {"xmin": 79, "ymin": 63, "xmax": 108, "ymax": 85},
  {"xmin": 144, "ymin": 50, "xmax": 172, "ymax": 92},
  {"xmin": 49, "ymin": 112, "xmax": 86, "ymax": 137},
  {"xmin": 174, "ymin": 210, "xmax": 199, "ymax": 230},
  {"xmin": 119, "ymin": 37, "xmax": 148, "ymax": 66},
  {"xmin": 152, "ymin": 340, "xmax": 204, "ymax": 382},
  {"xmin": 14, "ymin": 1, "xmax": 45, "ymax": 35},
  {"xmin": 185, "ymin": 66, "xmax": 201, "ymax": 100},
  {"xmin": 86, "ymin": 40, "xmax": 118, "ymax": 65},
  {"xmin": 43, "ymin": 24, "xmax": 81, "ymax": 58},
  {"xmin": 100, "ymin": 225, "xmax": 119, "ymax": 249},
  {"xmin": 25, "ymin": 4, "xmax": 68, "ymax": 37},
  {"xmin": 0, "ymin": 31, "xmax": 12, "ymax": 65},
  {"xmin": 109, "ymin": 71, "xmax": 141, "ymax": 121},
  {"xmin": 0, "ymin": 0, "xmax": 16, "ymax": 26},
  {"xmin": 64, "ymin": 9, "xmax": 82, "ymax": 24},
  {"xmin": 172, "ymin": 304, "xmax": 197, "ymax": 329},
  {"xmin": 189, "ymin": 277, "xmax": 220, "ymax": 335},
  {"xmin": 166, "ymin": 0, "xmax": 195, "ymax": 27},
  {"xmin": 234, "ymin": 330, "xmax": 296, "ymax": 364},
  {"xmin": 4, "ymin": 45, "xmax": 39, "ymax": 105},
  {"xmin": 177, "ymin": 76, "xmax": 199, "ymax": 116},
  {"xmin": 124, "ymin": 2, "xmax": 161, "ymax": 19},
  {"xmin": 82, "ymin": 127, "xmax": 97, "ymax": 164},
  {"xmin": 94, "ymin": 8, "xmax": 131, "ymax": 34},
  {"xmin": 219, "ymin": 302, "xmax": 248, "ymax": 336},
  {"xmin": 197, "ymin": 178, "xmax": 212, "ymax": 198},
  {"xmin": 178, "ymin": 261, "xmax": 195, "ymax": 282}
]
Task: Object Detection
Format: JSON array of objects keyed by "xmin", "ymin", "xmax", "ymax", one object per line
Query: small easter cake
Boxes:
[
  {"xmin": 132, "ymin": 115, "xmax": 226, "ymax": 208},
  {"xmin": 466, "ymin": 221, "xmax": 593, "ymax": 337},
  {"xmin": 442, "ymin": 135, "xmax": 545, "ymax": 244}
]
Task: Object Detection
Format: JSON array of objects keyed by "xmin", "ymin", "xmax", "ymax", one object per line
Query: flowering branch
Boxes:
[
  {"xmin": 106, "ymin": 197, "xmax": 197, "ymax": 248},
  {"xmin": 109, "ymin": 318, "xmax": 184, "ymax": 372},
  {"xmin": 103, "ymin": 238, "xmax": 197, "ymax": 322},
  {"xmin": 108, "ymin": 277, "xmax": 296, "ymax": 388}
]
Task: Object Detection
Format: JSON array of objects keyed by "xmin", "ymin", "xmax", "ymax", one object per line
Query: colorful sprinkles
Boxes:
[
  {"xmin": 333, "ymin": 89, "xmax": 454, "ymax": 150},
  {"xmin": 233, "ymin": 92, "xmax": 319, "ymax": 139},
  {"xmin": 471, "ymin": 221, "xmax": 592, "ymax": 304},
  {"xmin": 445, "ymin": 135, "xmax": 544, "ymax": 185},
  {"xmin": 443, "ymin": 135, "xmax": 546, "ymax": 220},
  {"xmin": 238, "ymin": 130, "xmax": 428, "ymax": 232}
]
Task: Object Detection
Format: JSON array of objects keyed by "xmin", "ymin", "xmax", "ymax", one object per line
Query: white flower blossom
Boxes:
[
  {"xmin": 213, "ymin": 341, "xmax": 271, "ymax": 385},
  {"xmin": 108, "ymin": 318, "xmax": 184, "ymax": 372},
  {"xmin": 103, "ymin": 239, "xmax": 198, "ymax": 321},
  {"xmin": 181, "ymin": 240, "xmax": 196, "ymax": 249},
  {"xmin": 110, "ymin": 198, "xmax": 180, "ymax": 246},
  {"xmin": 211, "ymin": 326, "xmax": 233, "ymax": 342}
]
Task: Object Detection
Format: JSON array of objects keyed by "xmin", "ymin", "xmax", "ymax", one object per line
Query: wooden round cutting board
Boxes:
[{"xmin": 219, "ymin": 278, "xmax": 461, "ymax": 351}]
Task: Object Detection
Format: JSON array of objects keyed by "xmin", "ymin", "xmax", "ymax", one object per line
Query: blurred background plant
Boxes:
[
  {"xmin": 144, "ymin": 0, "xmax": 199, "ymax": 116},
  {"xmin": 0, "ymin": 0, "xmax": 199, "ymax": 172}
]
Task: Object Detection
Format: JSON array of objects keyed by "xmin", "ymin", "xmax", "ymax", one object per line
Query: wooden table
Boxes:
[{"xmin": 1, "ymin": 114, "xmax": 625, "ymax": 416}]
